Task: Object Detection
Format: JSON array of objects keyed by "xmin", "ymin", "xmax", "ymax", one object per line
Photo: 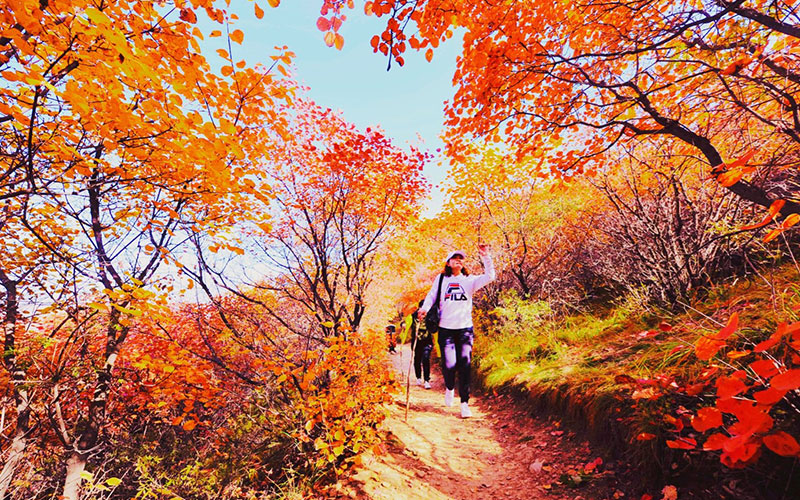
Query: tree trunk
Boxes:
[
  {"xmin": 62, "ymin": 452, "xmax": 88, "ymax": 500},
  {"xmin": 0, "ymin": 272, "xmax": 29, "ymax": 500}
]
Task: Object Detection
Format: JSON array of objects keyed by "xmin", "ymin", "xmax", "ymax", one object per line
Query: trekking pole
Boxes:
[{"xmin": 405, "ymin": 336, "xmax": 416, "ymax": 422}]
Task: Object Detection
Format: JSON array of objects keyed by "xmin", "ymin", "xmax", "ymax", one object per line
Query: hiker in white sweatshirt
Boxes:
[{"xmin": 418, "ymin": 245, "xmax": 495, "ymax": 418}]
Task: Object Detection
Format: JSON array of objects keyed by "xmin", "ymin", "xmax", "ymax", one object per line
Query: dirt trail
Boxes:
[{"xmin": 344, "ymin": 344, "xmax": 632, "ymax": 500}]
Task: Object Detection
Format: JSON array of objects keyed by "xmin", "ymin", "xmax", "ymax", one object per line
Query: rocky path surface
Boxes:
[{"xmin": 343, "ymin": 344, "xmax": 636, "ymax": 500}]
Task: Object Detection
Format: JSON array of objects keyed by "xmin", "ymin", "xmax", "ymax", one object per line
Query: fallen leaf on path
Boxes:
[
  {"xmin": 529, "ymin": 459, "xmax": 544, "ymax": 473},
  {"xmin": 662, "ymin": 485, "xmax": 678, "ymax": 500}
]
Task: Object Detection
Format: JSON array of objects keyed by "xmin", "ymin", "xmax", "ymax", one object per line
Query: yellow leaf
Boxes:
[
  {"xmin": 113, "ymin": 304, "xmax": 143, "ymax": 316},
  {"xmin": 321, "ymin": 321, "xmax": 335, "ymax": 328},
  {"xmin": 85, "ymin": 8, "xmax": 111, "ymax": 26}
]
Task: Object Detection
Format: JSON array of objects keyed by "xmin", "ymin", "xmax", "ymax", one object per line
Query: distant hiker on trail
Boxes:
[
  {"xmin": 410, "ymin": 299, "xmax": 434, "ymax": 389},
  {"xmin": 386, "ymin": 324, "xmax": 397, "ymax": 354},
  {"xmin": 418, "ymin": 245, "xmax": 495, "ymax": 418}
]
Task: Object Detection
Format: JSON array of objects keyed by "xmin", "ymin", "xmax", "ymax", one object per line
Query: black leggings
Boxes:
[
  {"xmin": 413, "ymin": 341, "xmax": 433, "ymax": 381},
  {"xmin": 437, "ymin": 327, "xmax": 474, "ymax": 403}
]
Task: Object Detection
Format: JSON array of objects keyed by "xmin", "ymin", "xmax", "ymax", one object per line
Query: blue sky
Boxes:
[{"xmin": 229, "ymin": 1, "xmax": 463, "ymax": 214}]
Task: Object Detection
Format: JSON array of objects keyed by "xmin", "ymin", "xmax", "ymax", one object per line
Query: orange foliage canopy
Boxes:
[{"xmin": 327, "ymin": 0, "xmax": 800, "ymax": 219}]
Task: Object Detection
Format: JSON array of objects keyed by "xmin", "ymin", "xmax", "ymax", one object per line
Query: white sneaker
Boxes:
[
  {"xmin": 460, "ymin": 402, "xmax": 472, "ymax": 418},
  {"xmin": 444, "ymin": 389, "xmax": 454, "ymax": 407},
  {"xmin": 416, "ymin": 378, "xmax": 423, "ymax": 386},
  {"xmin": 424, "ymin": 381, "xmax": 431, "ymax": 389}
]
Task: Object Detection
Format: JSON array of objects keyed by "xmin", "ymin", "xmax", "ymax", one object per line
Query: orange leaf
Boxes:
[
  {"xmin": 179, "ymin": 8, "xmax": 197, "ymax": 24},
  {"xmin": 254, "ymin": 3, "xmax": 264, "ymax": 19},
  {"xmin": 230, "ymin": 29, "xmax": 244, "ymax": 44},
  {"xmin": 764, "ymin": 228, "xmax": 782, "ymax": 242},
  {"xmin": 364, "ymin": 1, "xmax": 373, "ymax": 15},
  {"xmin": 782, "ymin": 213, "xmax": 800, "ymax": 229},
  {"xmin": 771, "ymin": 369, "xmax": 800, "ymax": 391},
  {"xmin": 182, "ymin": 419, "xmax": 197, "ymax": 431},
  {"xmin": 425, "ymin": 48, "xmax": 434, "ymax": 62},
  {"xmin": 741, "ymin": 199, "xmax": 785, "ymax": 230},
  {"xmin": 728, "ymin": 148, "xmax": 758, "ymax": 169},
  {"xmin": 334, "ymin": 33, "xmax": 344, "ymax": 50},
  {"xmin": 695, "ymin": 335, "xmax": 725, "ymax": 361},
  {"xmin": 763, "ymin": 431, "xmax": 800, "ymax": 457},
  {"xmin": 268, "ymin": 0, "xmax": 280, "ymax": 7},
  {"xmin": 718, "ymin": 169, "xmax": 743, "ymax": 187},
  {"xmin": 324, "ymin": 31, "xmax": 335, "ymax": 47},
  {"xmin": 209, "ymin": 30, "xmax": 222, "ymax": 38}
]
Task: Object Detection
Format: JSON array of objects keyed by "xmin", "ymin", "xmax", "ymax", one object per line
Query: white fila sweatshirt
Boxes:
[{"xmin": 421, "ymin": 254, "xmax": 495, "ymax": 330}]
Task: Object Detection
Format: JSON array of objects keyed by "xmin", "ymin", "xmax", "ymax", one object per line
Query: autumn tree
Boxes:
[
  {"xmin": 337, "ymin": 0, "xmax": 800, "ymax": 220},
  {"xmin": 189, "ymin": 98, "xmax": 429, "ymax": 342},
  {"xmin": 0, "ymin": 0, "xmax": 293, "ymax": 498}
]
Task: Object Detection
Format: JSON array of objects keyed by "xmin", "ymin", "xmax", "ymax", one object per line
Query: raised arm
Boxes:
[{"xmin": 471, "ymin": 245, "xmax": 495, "ymax": 292}]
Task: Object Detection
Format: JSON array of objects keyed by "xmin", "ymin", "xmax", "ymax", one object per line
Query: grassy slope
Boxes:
[{"xmin": 472, "ymin": 266, "xmax": 800, "ymax": 499}]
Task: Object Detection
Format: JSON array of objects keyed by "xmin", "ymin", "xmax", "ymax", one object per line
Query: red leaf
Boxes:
[
  {"xmin": 714, "ymin": 312, "xmax": 739, "ymax": 340},
  {"xmin": 717, "ymin": 376, "xmax": 748, "ymax": 399},
  {"xmin": 754, "ymin": 322, "xmax": 787, "ymax": 352},
  {"xmin": 753, "ymin": 387, "xmax": 787, "ymax": 405},
  {"xmin": 763, "ymin": 431, "xmax": 800, "ymax": 457},
  {"xmin": 749, "ymin": 359, "xmax": 780, "ymax": 378},
  {"xmin": 721, "ymin": 436, "xmax": 761, "ymax": 468},
  {"xmin": 658, "ymin": 321, "xmax": 673, "ymax": 332},
  {"xmin": 691, "ymin": 407, "xmax": 723, "ymax": 432},
  {"xmin": 703, "ymin": 433, "xmax": 728, "ymax": 451},
  {"xmin": 316, "ymin": 17, "xmax": 331, "ymax": 31},
  {"xmin": 666, "ymin": 437, "xmax": 696, "ymax": 450},
  {"xmin": 664, "ymin": 414, "xmax": 684, "ymax": 432},
  {"xmin": 636, "ymin": 432, "xmax": 656, "ymax": 441},
  {"xmin": 615, "ymin": 374, "xmax": 636, "ymax": 385},
  {"xmin": 684, "ymin": 382, "xmax": 705, "ymax": 396},
  {"xmin": 771, "ymin": 369, "xmax": 800, "ymax": 391}
]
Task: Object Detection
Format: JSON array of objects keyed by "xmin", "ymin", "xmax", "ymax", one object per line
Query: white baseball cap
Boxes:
[{"xmin": 445, "ymin": 250, "xmax": 466, "ymax": 263}]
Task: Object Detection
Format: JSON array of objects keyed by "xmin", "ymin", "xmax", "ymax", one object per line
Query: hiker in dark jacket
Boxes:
[{"xmin": 411, "ymin": 299, "xmax": 433, "ymax": 389}]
